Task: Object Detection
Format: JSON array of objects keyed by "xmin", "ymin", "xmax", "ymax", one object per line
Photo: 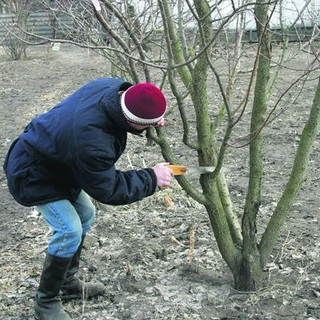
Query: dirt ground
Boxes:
[{"xmin": 0, "ymin": 44, "xmax": 319, "ymax": 320}]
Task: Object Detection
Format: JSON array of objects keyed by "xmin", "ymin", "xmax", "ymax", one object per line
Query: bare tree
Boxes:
[
  {"xmin": 1, "ymin": 0, "xmax": 33, "ymax": 59},
  {"xmin": 12, "ymin": 0, "xmax": 320, "ymax": 290}
]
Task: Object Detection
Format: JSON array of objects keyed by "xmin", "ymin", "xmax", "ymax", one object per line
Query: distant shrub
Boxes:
[{"xmin": 2, "ymin": 23, "xmax": 27, "ymax": 60}]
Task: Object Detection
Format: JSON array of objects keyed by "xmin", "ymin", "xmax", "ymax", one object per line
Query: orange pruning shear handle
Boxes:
[
  {"xmin": 166, "ymin": 165, "xmax": 188, "ymax": 176},
  {"xmin": 166, "ymin": 164, "xmax": 215, "ymax": 176},
  {"xmin": 159, "ymin": 164, "xmax": 214, "ymax": 189}
]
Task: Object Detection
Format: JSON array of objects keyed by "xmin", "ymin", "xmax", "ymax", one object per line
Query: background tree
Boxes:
[
  {"xmin": 17, "ymin": 0, "xmax": 320, "ymax": 290},
  {"xmin": 0, "ymin": 0, "xmax": 33, "ymax": 59}
]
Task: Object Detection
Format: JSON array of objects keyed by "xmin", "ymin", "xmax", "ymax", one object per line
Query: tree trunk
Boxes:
[
  {"xmin": 260, "ymin": 77, "xmax": 320, "ymax": 266},
  {"xmin": 239, "ymin": 0, "xmax": 271, "ymax": 290},
  {"xmin": 233, "ymin": 255, "xmax": 266, "ymax": 291}
]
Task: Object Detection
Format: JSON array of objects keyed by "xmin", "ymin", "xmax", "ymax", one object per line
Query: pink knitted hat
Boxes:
[{"xmin": 121, "ymin": 83, "xmax": 167, "ymax": 125}]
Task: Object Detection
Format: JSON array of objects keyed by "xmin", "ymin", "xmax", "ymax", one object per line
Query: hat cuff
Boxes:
[{"xmin": 121, "ymin": 90, "xmax": 166, "ymax": 125}]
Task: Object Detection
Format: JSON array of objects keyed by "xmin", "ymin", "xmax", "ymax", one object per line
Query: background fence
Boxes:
[
  {"xmin": 0, "ymin": 11, "xmax": 73, "ymax": 41},
  {"xmin": 0, "ymin": 11, "xmax": 318, "ymax": 45},
  {"xmin": 242, "ymin": 25, "xmax": 317, "ymax": 43}
]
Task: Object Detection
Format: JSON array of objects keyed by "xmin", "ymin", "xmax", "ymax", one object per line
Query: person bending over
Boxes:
[{"xmin": 3, "ymin": 79, "xmax": 173, "ymax": 320}]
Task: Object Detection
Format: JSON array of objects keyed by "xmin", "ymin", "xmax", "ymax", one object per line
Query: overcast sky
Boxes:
[
  {"xmin": 228, "ymin": 0, "xmax": 320, "ymax": 28},
  {"xmin": 131, "ymin": 0, "xmax": 319, "ymax": 29}
]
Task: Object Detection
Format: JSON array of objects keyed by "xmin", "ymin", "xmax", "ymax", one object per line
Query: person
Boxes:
[{"xmin": 3, "ymin": 79, "xmax": 173, "ymax": 320}]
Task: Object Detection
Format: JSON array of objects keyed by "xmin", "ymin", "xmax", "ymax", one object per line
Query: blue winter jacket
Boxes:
[{"xmin": 3, "ymin": 78, "xmax": 157, "ymax": 206}]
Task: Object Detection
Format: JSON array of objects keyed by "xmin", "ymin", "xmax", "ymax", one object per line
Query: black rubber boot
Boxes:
[
  {"xmin": 61, "ymin": 236, "xmax": 105, "ymax": 300},
  {"xmin": 34, "ymin": 253, "xmax": 72, "ymax": 320}
]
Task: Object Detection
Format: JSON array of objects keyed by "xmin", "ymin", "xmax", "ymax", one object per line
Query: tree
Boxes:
[
  {"xmin": 22, "ymin": 0, "xmax": 320, "ymax": 290},
  {"xmin": 1, "ymin": 0, "xmax": 33, "ymax": 59}
]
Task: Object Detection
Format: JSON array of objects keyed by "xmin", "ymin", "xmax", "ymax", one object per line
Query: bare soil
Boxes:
[{"xmin": 0, "ymin": 44, "xmax": 319, "ymax": 320}]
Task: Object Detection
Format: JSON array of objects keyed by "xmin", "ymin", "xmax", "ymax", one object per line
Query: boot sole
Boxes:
[
  {"xmin": 61, "ymin": 293, "xmax": 82, "ymax": 300},
  {"xmin": 61, "ymin": 290, "xmax": 105, "ymax": 301}
]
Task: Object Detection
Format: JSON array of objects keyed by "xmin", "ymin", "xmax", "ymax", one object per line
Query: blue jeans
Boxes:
[{"xmin": 37, "ymin": 191, "xmax": 96, "ymax": 258}]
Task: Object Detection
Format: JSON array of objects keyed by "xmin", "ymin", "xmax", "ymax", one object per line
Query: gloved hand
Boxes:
[{"xmin": 152, "ymin": 162, "xmax": 173, "ymax": 188}]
